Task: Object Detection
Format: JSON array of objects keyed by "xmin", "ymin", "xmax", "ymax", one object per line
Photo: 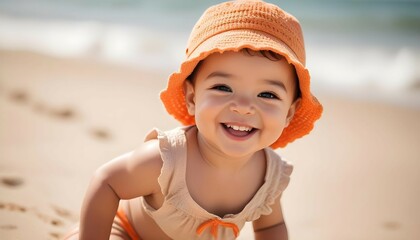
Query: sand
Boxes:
[{"xmin": 0, "ymin": 50, "xmax": 419, "ymax": 240}]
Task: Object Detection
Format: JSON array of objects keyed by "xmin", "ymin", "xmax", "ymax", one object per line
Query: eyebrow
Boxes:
[
  {"xmin": 205, "ymin": 71, "xmax": 233, "ymax": 80},
  {"xmin": 205, "ymin": 71, "xmax": 287, "ymax": 93},
  {"xmin": 264, "ymin": 79, "xmax": 287, "ymax": 93}
]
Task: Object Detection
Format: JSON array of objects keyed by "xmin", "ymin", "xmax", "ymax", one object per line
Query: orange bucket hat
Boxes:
[{"xmin": 160, "ymin": 0, "xmax": 323, "ymax": 148}]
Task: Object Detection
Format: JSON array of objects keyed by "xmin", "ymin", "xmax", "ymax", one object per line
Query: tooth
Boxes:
[{"xmin": 224, "ymin": 124, "xmax": 252, "ymax": 132}]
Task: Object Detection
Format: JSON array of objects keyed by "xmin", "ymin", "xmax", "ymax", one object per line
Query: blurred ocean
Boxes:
[{"xmin": 0, "ymin": 0, "xmax": 419, "ymax": 107}]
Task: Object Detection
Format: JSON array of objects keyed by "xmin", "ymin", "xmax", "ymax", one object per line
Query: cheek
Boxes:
[
  {"xmin": 260, "ymin": 103, "xmax": 288, "ymax": 122},
  {"xmin": 259, "ymin": 104, "xmax": 289, "ymax": 135},
  {"xmin": 196, "ymin": 90, "xmax": 230, "ymax": 108},
  {"xmin": 194, "ymin": 94, "xmax": 227, "ymax": 122}
]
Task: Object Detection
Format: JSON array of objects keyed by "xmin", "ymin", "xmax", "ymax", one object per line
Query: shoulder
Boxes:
[
  {"xmin": 94, "ymin": 138, "xmax": 164, "ymax": 198},
  {"xmin": 98, "ymin": 138, "xmax": 162, "ymax": 176},
  {"xmin": 129, "ymin": 138, "xmax": 163, "ymax": 172}
]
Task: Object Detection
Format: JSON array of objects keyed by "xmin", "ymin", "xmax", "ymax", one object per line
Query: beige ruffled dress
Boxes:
[{"xmin": 140, "ymin": 127, "xmax": 293, "ymax": 240}]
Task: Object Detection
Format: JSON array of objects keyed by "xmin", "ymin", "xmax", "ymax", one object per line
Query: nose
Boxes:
[{"xmin": 230, "ymin": 95, "xmax": 255, "ymax": 115}]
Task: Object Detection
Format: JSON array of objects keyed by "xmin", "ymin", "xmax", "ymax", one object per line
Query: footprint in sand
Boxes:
[
  {"xmin": 32, "ymin": 102, "xmax": 77, "ymax": 121},
  {"xmin": 0, "ymin": 202, "xmax": 73, "ymax": 238},
  {"xmin": 89, "ymin": 127, "xmax": 112, "ymax": 141},
  {"xmin": 1, "ymin": 177, "xmax": 24, "ymax": 188},
  {"xmin": 49, "ymin": 232, "xmax": 61, "ymax": 239},
  {"xmin": 0, "ymin": 202, "xmax": 27, "ymax": 213},
  {"xmin": 32, "ymin": 100, "xmax": 114, "ymax": 142},
  {"xmin": 6, "ymin": 88, "xmax": 76, "ymax": 120},
  {"xmin": 0, "ymin": 202, "xmax": 68, "ymax": 227},
  {"xmin": 47, "ymin": 106, "xmax": 76, "ymax": 120},
  {"xmin": 48, "ymin": 205, "xmax": 78, "ymax": 239},
  {"xmin": 9, "ymin": 89, "xmax": 29, "ymax": 104},
  {"xmin": 0, "ymin": 224, "xmax": 17, "ymax": 230},
  {"xmin": 51, "ymin": 204, "xmax": 77, "ymax": 222},
  {"xmin": 382, "ymin": 221, "xmax": 401, "ymax": 230},
  {"xmin": 6, "ymin": 88, "xmax": 114, "ymax": 142},
  {"xmin": 35, "ymin": 211, "xmax": 65, "ymax": 227}
]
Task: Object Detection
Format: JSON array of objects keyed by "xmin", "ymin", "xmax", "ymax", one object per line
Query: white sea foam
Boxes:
[
  {"xmin": 308, "ymin": 45, "xmax": 420, "ymax": 91},
  {"xmin": 0, "ymin": 15, "xmax": 186, "ymax": 71}
]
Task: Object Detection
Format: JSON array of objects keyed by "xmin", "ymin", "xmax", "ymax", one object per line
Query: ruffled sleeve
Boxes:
[
  {"xmin": 245, "ymin": 148, "xmax": 293, "ymax": 221},
  {"xmin": 143, "ymin": 127, "xmax": 188, "ymax": 197}
]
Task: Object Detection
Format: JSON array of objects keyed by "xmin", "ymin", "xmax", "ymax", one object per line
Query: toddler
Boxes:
[{"xmin": 64, "ymin": 0, "xmax": 322, "ymax": 239}]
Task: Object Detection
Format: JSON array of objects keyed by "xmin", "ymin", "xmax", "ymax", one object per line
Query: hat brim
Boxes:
[{"xmin": 160, "ymin": 29, "xmax": 322, "ymax": 148}]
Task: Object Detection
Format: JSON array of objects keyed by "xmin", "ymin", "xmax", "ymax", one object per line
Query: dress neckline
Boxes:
[{"xmin": 180, "ymin": 126, "xmax": 272, "ymax": 220}]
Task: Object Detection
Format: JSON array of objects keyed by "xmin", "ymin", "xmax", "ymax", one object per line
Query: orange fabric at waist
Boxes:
[{"xmin": 116, "ymin": 209, "xmax": 141, "ymax": 240}]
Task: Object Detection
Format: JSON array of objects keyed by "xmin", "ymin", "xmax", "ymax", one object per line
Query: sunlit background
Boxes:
[
  {"xmin": 0, "ymin": 0, "xmax": 419, "ymax": 239},
  {"xmin": 1, "ymin": 0, "xmax": 419, "ymax": 105}
]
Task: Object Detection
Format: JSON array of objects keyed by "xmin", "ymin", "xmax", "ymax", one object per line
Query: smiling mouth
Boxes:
[{"xmin": 222, "ymin": 123, "xmax": 257, "ymax": 138}]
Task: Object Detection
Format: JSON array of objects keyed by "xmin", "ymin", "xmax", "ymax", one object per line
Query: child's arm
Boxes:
[
  {"xmin": 252, "ymin": 195, "xmax": 288, "ymax": 240},
  {"xmin": 79, "ymin": 140, "xmax": 162, "ymax": 239}
]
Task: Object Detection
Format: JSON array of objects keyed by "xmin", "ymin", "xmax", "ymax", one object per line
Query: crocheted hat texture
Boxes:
[{"xmin": 160, "ymin": 0, "xmax": 323, "ymax": 148}]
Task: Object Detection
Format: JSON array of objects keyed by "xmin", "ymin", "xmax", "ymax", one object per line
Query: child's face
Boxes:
[{"xmin": 185, "ymin": 51, "xmax": 300, "ymax": 157}]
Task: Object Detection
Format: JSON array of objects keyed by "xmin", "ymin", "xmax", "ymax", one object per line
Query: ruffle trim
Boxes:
[
  {"xmin": 245, "ymin": 153, "xmax": 293, "ymax": 221},
  {"xmin": 144, "ymin": 127, "xmax": 187, "ymax": 197}
]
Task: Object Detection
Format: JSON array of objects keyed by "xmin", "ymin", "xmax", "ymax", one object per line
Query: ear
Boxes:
[
  {"xmin": 285, "ymin": 98, "xmax": 301, "ymax": 127},
  {"xmin": 184, "ymin": 80, "xmax": 196, "ymax": 116}
]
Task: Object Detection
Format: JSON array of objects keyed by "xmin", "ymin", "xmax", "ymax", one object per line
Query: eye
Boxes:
[
  {"xmin": 258, "ymin": 92, "xmax": 280, "ymax": 100},
  {"xmin": 211, "ymin": 85, "xmax": 232, "ymax": 92}
]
